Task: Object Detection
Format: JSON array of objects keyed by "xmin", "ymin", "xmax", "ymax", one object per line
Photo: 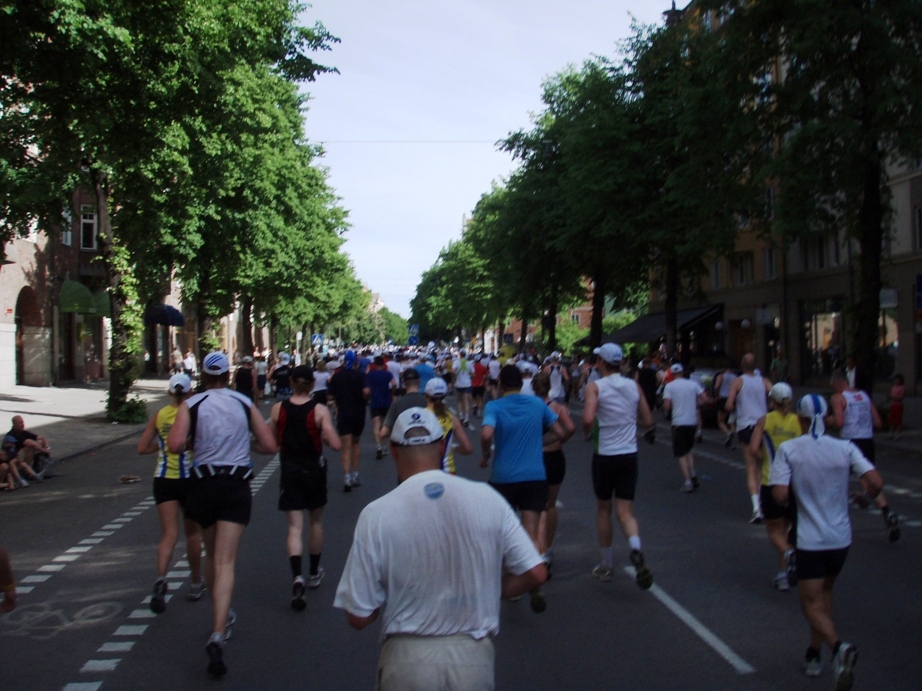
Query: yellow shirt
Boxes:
[
  {"xmin": 760, "ymin": 410, "xmax": 801, "ymax": 486},
  {"xmin": 154, "ymin": 404, "xmax": 193, "ymax": 479}
]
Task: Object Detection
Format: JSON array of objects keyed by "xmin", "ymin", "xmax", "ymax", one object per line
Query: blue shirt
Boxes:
[
  {"xmin": 414, "ymin": 363, "xmax": 436, "ymax": 392},
  {"xmin": 483, "ymin": 393, "xmax": 558, "ymax": 484},
  {"xmin": 366, "ymin": 368, "xmax": 394, "ymax": 409}
]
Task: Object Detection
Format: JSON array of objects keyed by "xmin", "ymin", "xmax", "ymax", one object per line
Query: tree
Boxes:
[{"xmin": 702, "ymin": 0, "xmax": 922, "ymax": 381}]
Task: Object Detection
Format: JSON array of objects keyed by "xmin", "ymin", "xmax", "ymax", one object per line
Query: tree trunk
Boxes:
[
  {"xmin": 93, "ymin": 170, "xmax": 140, "ymax": 418},
  {"xmin": 240, "ymin": 295, "xmax": 254, "ymax": 357},
  {"xmin": 852, "ymin": 149, "xmax": 884, "ymax": 389},
  {"xmin": 590, "ymin": 268, "xmax": 606, "ymax": 348},
  {"xmin": 518, "ymin": 316, "xmax": 529, "ymax": 354},
  {"xmin": 547, "ymin": 283, "xmax": 558, "ymax": 353},
  {"xmin": 665, "ymin": 255, "xmax": 679, "ymax": 358}
]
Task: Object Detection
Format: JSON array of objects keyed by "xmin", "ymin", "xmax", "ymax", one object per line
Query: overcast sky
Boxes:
[{"xmin": 301, "ymin": 1, "xmax": 685, "ymax": 318}]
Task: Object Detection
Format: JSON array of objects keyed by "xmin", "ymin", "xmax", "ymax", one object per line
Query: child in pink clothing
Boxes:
[{"xmin": 888, "ymin": 374, "xmax": 906, "ymax": 439}]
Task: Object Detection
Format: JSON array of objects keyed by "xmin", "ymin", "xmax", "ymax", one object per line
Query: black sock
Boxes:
[
  {"xmin": 805, "ymin": 646, "xmax": 821, "ymax": 661},
  {"xmin": 880, "ymin": 504, "xmax": 890, "ymax": 515},
  {"xmin": 832, "ymin": 641, "xmax": 842, "ymax": 656},
  {"xmin": 309, "ymin": 553, "xmax": 321, "ymax": 576},
  {"xmin": 290, "ymin": 555, "xmax": 302, "ymax": 579}
]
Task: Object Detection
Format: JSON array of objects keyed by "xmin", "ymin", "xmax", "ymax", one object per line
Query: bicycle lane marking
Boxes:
[{"xmin": 63, "ymin": 456, "xmax": 280, "ymax": 691}]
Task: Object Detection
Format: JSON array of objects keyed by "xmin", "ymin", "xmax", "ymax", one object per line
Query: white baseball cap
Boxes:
[
  {"xmin": 594, "ymin": 343, "xmax": 624, "ymax": 364},
  {"xmin": 670, "ymin": 363, "xmax": 684, "ymax": 374},
  {"xmin": 202, "ymin": 352, "xmax": 229, "ymax": 375},
  {"xmin": 168, "ymin": 373, "xmax": 192, "ymax": 393},
  {"xmin": 769, "ymin": 382, "xmax": 793, "ymax": 403},
  {"xmin": 425, "ymin": 377, "xmax": 448, "ymax": 399},
  {"xmin": 390, "ymin": 407, "xmax": 445, "ymax": 446}
]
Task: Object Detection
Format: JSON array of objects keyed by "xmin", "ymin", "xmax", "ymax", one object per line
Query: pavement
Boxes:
[{"xmin": 0, "ymin": 376, "xmax": 917, "ymax": 475}]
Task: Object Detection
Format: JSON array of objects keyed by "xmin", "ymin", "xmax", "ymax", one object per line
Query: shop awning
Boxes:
[
  {"xmin": 59, "ymin": 280, "xmax": 96, "ymax": 314},
  {"xmin": 603, "ymin": 305, "xmax": 723, "ymax": 344},
  {"xmin": 93, "ymin": 289, "xmax": 111, "ymax": 318},
  {"xmin": 144, "ymin": 304, "xmax": 185, "ymax": 326}
]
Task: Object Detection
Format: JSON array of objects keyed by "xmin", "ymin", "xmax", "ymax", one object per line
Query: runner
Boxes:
[
  {"xmin": 167, "ymin": 352, "xmax": 277, "ymax": 678},
  {"xmin": 137, "ymin": 373, "xmax": 204, "ymax": 613},
  {"xmin": 367, "ymin": 355, "xmax": 396, "ymax": 460},
  {"xmin": 748, "ymin": 382, "xmax": 800, "ymax": 591},
  {"xmin": 713, "ymin": 359, "xmax": 738, "ymax": 447},
  {"xmin": 270, "ymin": 365, "xmax": 341, "ymax": 611},
  {"xmin": 662, "ymin": 363, "xmax": 706, "ymax": 492},
  {"xmin": 270, "ymin": 353, "xmax": 292, "ymax": 399},
  {"xmin": 531, "ymin": 371, "xmax": 576, "ymax": 576},
  {"xmin": 233, "ymin": 356, "xmax": 257, "ymax": 404},
  {"xmin": 453, "ymin": 349, "xmax": 473, "ymax": 428},
  {"xmin": 327, "ymin": 350, "xmax": 370, "ymax": 492},
  {"xmin": 769, "ymin": 394, "xmax": 883, "ymax": 689},
  {"xmin": 544, "ymin": 352, "xmax": 570, "ymax": 404},
  {"xmin": 471, "ymin": 354, "xmax": 489, "ymax": 418},
  {"xmin": 581, "ymin": 343, "xmax": 656, "ymax": 589},
  {"xmin": 725, "ymin": 352, "xmax": 772, "ymax": 523},
  {"xmin": 424, "ymin": 377, "xmax": 472, "ymax": 474},
  {"xmin": 827, "ymin": 370, "xmax": 900, "ymax": 542},
  {"xmin": 380, "ymin": 368, "xmax": 426, "ymax": 441},
  {"xmin": 486, "ymin": 353, "xmax": 501, "ymax": 402}
]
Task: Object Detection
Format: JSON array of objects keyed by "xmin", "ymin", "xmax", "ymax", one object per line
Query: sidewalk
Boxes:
[{"xmin": 0, "ymin": 378, "xmax": 174, "ymax": 464}]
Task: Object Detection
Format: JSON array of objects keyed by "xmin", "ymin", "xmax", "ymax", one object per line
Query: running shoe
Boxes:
[
  {"xmin": 832, "ymin": 642, "xmax": 858, "ymax": 691},
  {"xmin": 206, "ymin": 633, "xmax": 227, "ymax": 677},
  {"xmin": 785, "ymin": 549, "xmax": 798, "ymax": 587},
  {"xmin": 750, "ymin": 509, "xmax": 765, "ymax": 524},
  {"xmin": 630, "ymin": 549, "xmax": 653, "ymax": 590},
  {"xmin": 803, "ymin": 653, "xmax": 822, "ymax": 678},
  {"xmin": 31, "ymin": 470, "xmax": 44, "ymax": 483},
  {"xmin": 18, "ymin": 478, "xmax": 29, "ymax": 488},
  {"xmin": 681, "ymin": 479, "xmax": 694, "ymax": 493},
  {"xmin": 375, "ymin": 447, "xmax": 384, "ymax": 460},
  {"xmin": 307, "ymin": 568, "xmax": 324, "ymax": 590},
  {"xmin": 591, "ymin": 564, "xmax": 613, "ymax": 582},
  {"xmin": 150, "ymin": 577, "xmax": 167, "ymax": 614},
  {"xmin": 291, "ymin": 576, "xmax": 306, "ymax": 611},
  {"xmin": 691, "ymin": 475, "xmax": 700, "ymax": 489},
  {"xmin": 529, "ymin": 588, "xmax": 546, "ymax": 613},
  {"xmin": 772, "ymin": 572, "xmax": 789, "ymax": 592},
  {"xmin": 187, "ymin": 581, "xmax": 206, "ymax": 601},
  {"xmin": 343, "ymin": 475, "xmax": 352, "ymax": 493},
  {"xmin": 884, "ymin": 510, "xmax": 901, "ymax": 543},
  {"xmin": 224, "ymin": 608, "xmax": 236, "ymax": 641},
  {"xmin": 351, "ymin": 472, "xmax": 361, "ymax": 488}
]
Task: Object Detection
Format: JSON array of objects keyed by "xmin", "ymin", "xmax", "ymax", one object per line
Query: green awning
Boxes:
[
  {"xmin": 59, "ymin": 280, "xmax": 95, "ymax": 314},
  {"xmin": 93, "ymin": 289, "xmax": 111, "ymax": 318}
]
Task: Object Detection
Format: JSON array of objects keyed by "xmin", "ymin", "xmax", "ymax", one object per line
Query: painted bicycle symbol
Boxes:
[{"xmin": 0, "ymin": 601, "xmax": 123, "ymax": 640}]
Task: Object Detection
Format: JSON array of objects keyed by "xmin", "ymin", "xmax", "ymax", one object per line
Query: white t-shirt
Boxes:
[
  {"xmin": 386, "ymin": 360, "xmax": 402, "ymax": 386},
  {"xmin": 488, "ymin": 360, "xmax": 501, "ymax": 379},
  {"xmin": 548, "ymin": 365, "xmax": 566, "ymax": 400},
  {"xmin": 313, "ymin": 370, "xmax": 330, "ymax": 393},
  {"xmin": 453, "ymin": 358, "xmax": 472, "ymax": 388},
  {"xmin": 593, "ymin": 374, "xmax": 640, "ymax": 455},
  {"xmin": 769, "ymin": 435, "xmax": 875, "ymax": 550},
  {"xmin": 663, "ymin": 377, "xmax": 704, "ymax": 426},
  {"xmin": 333, "ymin": 470, "xmax": 541, "ymax": 639},
  {"xmin": 840, "ymin": 390, "xmax": 873, "ymax": 440}
]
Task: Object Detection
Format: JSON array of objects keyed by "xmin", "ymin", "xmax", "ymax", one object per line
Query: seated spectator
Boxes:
[
  {"xmin": 3, "ymin": 416, "xmax": 49, "ymax": 486},
  {"xmin": 0, "ymin": 456, "xmax": 15, "ymax": 491}
]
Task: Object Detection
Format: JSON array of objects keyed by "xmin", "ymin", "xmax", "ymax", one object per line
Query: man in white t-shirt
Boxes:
[
  {"xmin": 662, "ymin": 364, "xmax": 706, "ymax": 492},
  {"xmin": 334, "ymin": 407, "xmax": 546, "ymax": 691},
  {"xmin": 769, "ymin": 394, "xmax": 883, "ymax": 690}
]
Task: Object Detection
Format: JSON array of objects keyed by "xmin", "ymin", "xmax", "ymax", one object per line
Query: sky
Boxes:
[{"xmin": 301, "ymin": 1, "xmax": 685, "ymax": 318}]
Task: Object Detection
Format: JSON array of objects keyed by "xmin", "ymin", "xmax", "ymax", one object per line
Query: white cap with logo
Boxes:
[{"xmin": 390, "ymin": 407, "xmax": 445, "ymax": 446}]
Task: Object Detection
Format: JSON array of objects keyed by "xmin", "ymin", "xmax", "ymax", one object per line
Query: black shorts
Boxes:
[
  {"xmin": 488, "ymin": 378, "xmax": 498, "ymax": 386},
  {"xmin": 760, "ymin": 484, "xmax": 793, "ymax": 522},
  {"xmin": 489, "ymin": 480, "xmax": 548, "ymax": 513},
  {"xmin": 472, "ymin": 386, "xmax": 486, "ymax": 398},
  {"xmin": 737, "ymin": 426, "xmax": 755, "ymax": 445},
  {"xmin": 312, "ymin": 390, "xmax": 328, "ymax": 405},
  {"xmin": 337, "ymin": 413, "xmax": 366, "ymax": 438},
  {"xmin": 186, "ymin": 474, "xmax": 252, "ymax": 529},
  {"xmin": 455, "ymin": 386, "xmax": 472, "ymax": 395},
  {"xmin": 543, "ymin": 449, "xmax": 566, "ymax": 486},
  {"xmin": 370, "ymin": 407, "xmax": 389, "ymax": 419},
  {"xmin": 848, "ymin": 438, "xmax": 875, "ymax": 464},
  {"xmin": 796, "ymin": 547, "xmax": 849, "ymax": 581},
  {"xmin": 153, "ymin": 477, "xmax": 194, "ymax": 508},
  {"xmin": 278, "ymin": 463, "xmax": 328, "ymax": 512},
  {"xmin": 592, "ymin": 453, "xmax": 638, "ymax": 501},
  {"xmin": 672, "ymin": 425, "xmax": 697, "ymax": 457}
]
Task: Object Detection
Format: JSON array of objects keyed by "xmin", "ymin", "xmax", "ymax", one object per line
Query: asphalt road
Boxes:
[{"xmin": 1, "ymin": 396, "xmax": 920, "ymax": 690}]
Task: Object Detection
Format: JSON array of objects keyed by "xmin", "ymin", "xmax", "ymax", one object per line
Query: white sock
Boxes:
[
  {"xmin": 751, "ymin": 494, "xmax": 761, "ymax": 513},
  {"xmin": 628, "ymin": 535, "xmax": 642, "ymax": 552}
]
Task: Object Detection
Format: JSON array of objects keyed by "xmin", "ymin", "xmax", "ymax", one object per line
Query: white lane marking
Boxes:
[
  {"xmin": 91, "ymin": 531, "xmax": 114, "ymax": 537},
  {"xmin": 100, "ymin": 524, "xmax": 123, "ymax": 530},
  {"xmin": 80, "ymin": 539, "xmax": 105, "ymax": 545},
  {"xmin": 53, "ymin": 555, "xmax": 81, "ymax": 563},
  {"xmin": 166, "ymin": 570, "xmax": 191, "ymax": 579},
  {"xmin": 63, "ymin": 684, "xmax": 102, "ymax": 691},
  {"xmin": 127, "ymin": 609, "xmax": 156, "ymax": 619},
  {"xmin": 80, "ymin": 660, "xmax": 120, "ymax": 673},
  {"xmin": 39, "ymin": 564, "xmax": 66, "ymax": 572},
  {"xmin": 21, "ymin": 574, "xmax": 52, "ymax": 583},
  {"xmin": 113, "ymin": 625, "xmax": 148, "ymax": 636},
  {"xmin": 98, "ymin": 642, "xmax": 134, "ymax": 652},
  {"xmin": 67, "ymin": 546, "xmax": 94, "ymax": 553},
  {"xmin": 623, "ymin": 567, "xmax": 755, "ymax": 675},
  {"xmin": 17, "ymin": 586, "xmax": 34, "ymax": 594}
]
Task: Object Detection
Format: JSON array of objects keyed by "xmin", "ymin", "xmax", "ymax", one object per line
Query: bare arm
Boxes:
[
  {"xmin": 550, "ymin": 403, "xmax": 576, "ymax": 444},
  {"xmin": 167, "ymin": 403, "xmax": 190, "ymax": 455},
  {"xmin": 346, "ymin": 609, "xmax": 380, "ymax": 631},
  {"xmin": 869, "ymin": 401, "xmax": 883, "ymax": 430},
  {"xmin": 249, "ymin": 404, "xmax": 278, "ymax": 455},
  {"xmin": 269, "ymin": 402, "xmax": 282, "ymax": 443},
  {"xmin": 502, "ymin": 563, "xmax": 547, "ymax": 600},
  {"xmin": 480, "ymin": 425, "xmax": 495, "ymax": 467},
  {"xmin": 316, "ymin": 405, "xmax": 342, "ymax": 451},
  {"xmin": 860, "ymin": 467, "xmax": 883, "ymax": 498},
  {"xmin": 772, "ymin": 484, "xmax": 789, "ymax": 506},
  {"xmin": 725, "ymin": 378, "xmax": 742, "ymax": 412},
  {"xmin": 451, "ymin": 414, "xmax": 473, "ymax": 455},
  {"xmin": 137, "ymin": 412, "xmax": 160, "ymax": 455},
  {"xmin": 748, "ymin": 414, "xmax": 767, "ymax": 459},
  {"xmin": 582, "ymin": 381, "xmax": 599, "ymax": 436}
]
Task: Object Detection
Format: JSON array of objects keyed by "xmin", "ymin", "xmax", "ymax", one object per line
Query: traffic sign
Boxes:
[
  {"xmin": 408, "ymin": 323, "xmax": 419, "ymax": 337},
  {"xmin": 408, "ymin": 336, "xmax": 419, "ymax": 346},
  {"xmin": 311, "ymin": 333, "xmax": 323, "ymax": 346}
]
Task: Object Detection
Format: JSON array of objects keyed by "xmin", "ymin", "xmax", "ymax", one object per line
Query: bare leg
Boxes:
[
  {"xmin": 202, "ymin": 521, "xmax": 245, "ymax": 636},
  {"xmin": 339, "ymin": 435, "xmax": 353, "ymax": 478},
  {"xmin": 183, "ymin": 518, "xmax": 203, "ymax": 584},
  {"xmin": 286, "ymin": 510, "xmax": 304, "ymax": 558},
  {"xmin": 596, "ymin": 499, "xmax": 614, "ymax": 548},
  {"xmin": 798, "ymin": 576, "xmax": 840, "ymax": 652},
  {"xmin": 156, "ymin": 501, "xmax": 181, "ymax": 577},
  {"xmin": 307, "ymin": 507, "xmax": 324, "ymax": 557},
  {"xmin": 614, "ymin": 499, "xmax": 640, "ymax": 540},
  {"xmin": 766, "ymin": 518, "xmax": 790, "ymax": 569},
  {"xmin": 349, "ymin": 435, "xmax": 361, "ymax": 475},
  {"xmin": 544, "ymin": 483, "xmax": 562, "ymax": 552}
]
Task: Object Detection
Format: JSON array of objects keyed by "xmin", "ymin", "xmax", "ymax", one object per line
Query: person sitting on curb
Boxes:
[{"xmin": 5, "ymin": 415, "xmax": 52, "ymax": 477}]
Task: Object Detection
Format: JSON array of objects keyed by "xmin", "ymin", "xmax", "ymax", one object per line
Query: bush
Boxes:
[{"xmin": 108, "ymin": 396, "xmax": 148, "ymax": 424}]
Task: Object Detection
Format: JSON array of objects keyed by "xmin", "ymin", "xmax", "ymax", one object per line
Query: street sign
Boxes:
[
  {"xmin": 311, "ymin": 333, "xmax": 323, "ymax": 346},
  {"xmin": 408, "ymin": 323, "xmax": 420, "ymax": 337},
  {"xmin": 408, "ymin": 336, "xmax": 419, "ymax": 346}
]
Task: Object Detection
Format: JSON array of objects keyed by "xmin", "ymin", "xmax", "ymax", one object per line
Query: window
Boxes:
[
  {"xmin": 915, "ymin": 206, "xmax": 922, "ymax": 251},
  {"xmin": 711, "ymin": 260, "xmax": 722, "ymax": 291},
  {"xmin": 763, "ymin": 247, "xmax": 777, "ymax": 280},
  {"xmin": 570, "ymin": 313, "xmax": 580, "ymax": 325},
  {"xmin": 732, "ymin": 252, "xmax": 753, "ymax": 286},
  {"xmin": 81, "ymin": 205, "xmax": 97, "ymax": 250},
  {"xmin": 61, "ymin": 208, "xmax": 73, "ymax": 246}
]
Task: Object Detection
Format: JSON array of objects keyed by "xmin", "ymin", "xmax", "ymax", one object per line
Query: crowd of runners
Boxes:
[{"xmin": 122, "ymin": 341, "xmax": 896, "ymax": 690}]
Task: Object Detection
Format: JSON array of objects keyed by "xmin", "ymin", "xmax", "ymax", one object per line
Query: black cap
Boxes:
[
  {"xmin": 402, "ymin": 367, "xmax": 420, "ymax": 381},
  {"xmin": 291, "ymin": 365, "xmax": 313, "ymax": 382}
]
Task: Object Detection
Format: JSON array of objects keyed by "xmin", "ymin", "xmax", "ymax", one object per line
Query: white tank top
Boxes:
[
  {"xmin": 840, "ymin": 390, "xmax": 873, "ymax": 440},
  {"xmin": 594, "ymin": 374, "xmax": 639, "ymax": 455},
  {"xmin": 187, "ymin": 388, "xmax": 253, "ymax": 468},
  {"xmin": 549, "ymin": 365, "xmax": 565, "ymax": 399},
  {"xmin": 718, "ymin": 371, "xmax": 737, "ymax": 398},
  {"xmin": 735, "ymin": 374, "xmax": 768, "ymax": 429}
]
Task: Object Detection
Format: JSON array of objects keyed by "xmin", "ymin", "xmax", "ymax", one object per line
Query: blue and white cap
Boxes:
[
  {"xmin": 202, "ymin": 351, "xmax": 229, "ymax": 375},
  {"xmin": 390, "ymin": 407, "xmax": 444, "ymax": 446},
  {"xmin": 424, "ymin": 377, "xmax": 448, "ymax": 399},
  {"xmin": 796, "ymin": 393, "xmax": 827, "ymax": 438},
  {"xmin": 594, "ymin": 342, "xmax": 623, "ymax": 364}
]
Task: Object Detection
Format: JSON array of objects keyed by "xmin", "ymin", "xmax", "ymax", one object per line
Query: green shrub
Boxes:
[{"xmin": 108, "ymin": 396, "xmax": 148, "ymax": 424}]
